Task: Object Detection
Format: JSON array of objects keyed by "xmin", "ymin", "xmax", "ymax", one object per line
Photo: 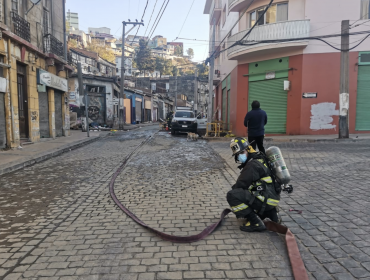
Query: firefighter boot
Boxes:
[
  {"xmin": 240, "ymin": 212, "xmax": 266, "ymax": 232},
  {"xmin": 265, "ymin": 208, "xmax": 282, "ymax": 224}
]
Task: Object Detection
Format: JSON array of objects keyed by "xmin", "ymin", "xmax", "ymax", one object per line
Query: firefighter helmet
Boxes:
[{"xmin": 230, "ymin": 138, "xmax": 249, "ymax": 156}]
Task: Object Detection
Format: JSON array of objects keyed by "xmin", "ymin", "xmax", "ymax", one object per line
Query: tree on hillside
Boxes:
[
  {"xmin": 134, "ymin": 39, "xmax": 155, "ymax": 76},
  {"xmin": 172, "ymin": 66, "xmax": 179, "ymax": 76},
  {"xmin": 174, "ymin": 45, "xmax": 183, "ymax": 57},
  {"xmin": 86, "ymin": 41, "xmax": 115, "ymax": 63},
  {"xmin": 186, "ymin": 48, "xmax": 194, "ymax": 59},
  {"xmin": 155, "ymin": 57, "xmax": 174, "ymax": 77},
  {"xmin": 196, "ymin": 63, "xmax": 209, "ymax": 76}
]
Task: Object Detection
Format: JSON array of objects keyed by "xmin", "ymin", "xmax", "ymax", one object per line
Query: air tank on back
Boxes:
[{"xmin": 265, "ymin": 146, "xmax": 291, "ymax": 185}]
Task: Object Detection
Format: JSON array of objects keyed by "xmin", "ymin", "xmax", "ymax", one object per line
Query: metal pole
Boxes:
[
  {"xmin": 194, "ymin": 69, "xmax": 198, "ymax": 116},
  {"xmin": 339, "ymin": 20, "xmax": 350, "ymax": 139},
  {"xmin": 119, "ymin": 23, "xmax": 126, "ymax": 130},
  {"xmin": 207, "ymin": 21, "xmax": 216, "ymax": 123},
  {"xmin": 77, "ymin": 62, "xmax": 89, "ymax": 137},
  {"xmin": 63, "ymin": 0, "xmax": 67, "ymax": 61},
  {"xmin": 175, "ymin": 74, "xmax": 178, "ymax": 109}
]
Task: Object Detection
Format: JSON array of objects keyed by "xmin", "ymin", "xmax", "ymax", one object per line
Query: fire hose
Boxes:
[{"xmin": 109, "ymin": 134, "xmax": 309, "ymax": 280}]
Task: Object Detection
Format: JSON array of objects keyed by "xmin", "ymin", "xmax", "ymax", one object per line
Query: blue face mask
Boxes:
[{"xmin": 238, "ymin": 153, "xmax": 247, "ymax": 163}]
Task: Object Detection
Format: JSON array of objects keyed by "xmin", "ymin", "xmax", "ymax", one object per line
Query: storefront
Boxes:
[
  {"xmin": 124, "ymin": 89, "xmax": 144, "ymax": 124},
  {"xmin": 144, "ymin": 96, "xmax": 152, "ymax": 122},
  {"xmin": 38, "ymin": 69, "xmax": 69, "ymax": 138}
]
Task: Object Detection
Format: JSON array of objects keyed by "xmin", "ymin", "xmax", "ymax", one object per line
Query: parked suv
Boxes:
[{"xmin": 171, "ymin": 107, "xmax": 197, "ymax": 135}]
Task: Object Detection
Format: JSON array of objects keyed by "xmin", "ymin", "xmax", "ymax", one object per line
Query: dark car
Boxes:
[{"xmin": 171, "ymin": 109, "xmax": 197, "ymax": 135}]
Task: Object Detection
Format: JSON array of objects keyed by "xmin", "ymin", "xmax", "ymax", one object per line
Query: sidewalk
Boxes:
[
  {"xmin": 0, "ymin": 131, "xmax": 109, "ymax": 176},
  {"xmin": 122, "ymin": 122, "xmax": 159, "ymax": 131},
  {"xmin": 204, "ymin": 133, "xmax": 370, "ymax": 142}
]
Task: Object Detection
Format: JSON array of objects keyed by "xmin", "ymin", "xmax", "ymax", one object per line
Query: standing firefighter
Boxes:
[{"xmin": 227, "ymin": 137, "xmax": 281, "ymax": 232}]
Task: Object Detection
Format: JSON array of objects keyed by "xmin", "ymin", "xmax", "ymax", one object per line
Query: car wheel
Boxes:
[{"xmin": 171, "ymin": 129, "xmax": 175, "ymax": 135}]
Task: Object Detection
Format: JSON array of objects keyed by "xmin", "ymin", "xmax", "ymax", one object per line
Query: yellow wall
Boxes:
[{"xmin": 2, "ymin": 37, "xmax": 70, "ymax": 148}]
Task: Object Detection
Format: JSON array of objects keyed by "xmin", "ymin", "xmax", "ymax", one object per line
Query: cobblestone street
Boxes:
[{"xmin": 1, "ymin": 126, "xmax": 370, "ymax": 280}]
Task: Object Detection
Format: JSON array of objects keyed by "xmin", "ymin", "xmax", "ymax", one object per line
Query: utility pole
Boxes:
[
  {"xmin": 194, "ymin": 69, "xmax": 198, "ymax": 116},
  {"xmin": 78, "ymin": 62, "xmax": 89, "ymax": 137},
  {"xmin": 175, "ymin": 74, "xmax": 178, "ymax": 109},
  {"xmin": 120, "ymin": 20, "xmax": 144, "ymax": 130},
  {"xmin": 207, "ymin": 20, "xmax": 216, "ymax": 123},
  {"xmin": 339, "ymin": 20, "xmax": 350, "ymax": 139}
]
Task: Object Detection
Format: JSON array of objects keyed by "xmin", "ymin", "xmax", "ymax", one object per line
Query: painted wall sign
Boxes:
[
  {"xmin": 112, "ymin": 98, "xmax": 119, "ymax": 105},
  {"xmin": 38, "ymin": 69, "xmax": 68, "ymax": 92},
  {"xmin": 303, "ymin": 92, "xmax": 318, "ymax": 98},
  {"xmin": 135, "ymin": 97, "xmax": 142, "ymax": 102},
  {"xmin": 265, "ymin": 71, "xmax": 276, "ymax": 79}
]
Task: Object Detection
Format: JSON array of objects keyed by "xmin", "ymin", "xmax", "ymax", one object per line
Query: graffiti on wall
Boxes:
[
  {"xmin": 310, "ymin": 102, "xmax": 339, "ymax": 130},
  {"xmin": 31, "ymin": 111, "xmax": 38, "ymax": 121}
]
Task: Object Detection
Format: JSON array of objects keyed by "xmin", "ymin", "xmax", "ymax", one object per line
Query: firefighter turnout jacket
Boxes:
[{"xmin": 227, "ymin": 152, "xmax": 280, "ymax": 218}]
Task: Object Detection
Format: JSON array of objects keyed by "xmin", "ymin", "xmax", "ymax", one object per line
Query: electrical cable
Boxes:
[
  {"xmin": 146, "ymin": 0, "xmax": 167, "ymax": 41},
  {"xmin": 148, "ymin": 0, "xmax": 170, "ymax": 39},
  {"xmin": 143, "ymin": 0, "xmax": 159, "ymax": 37},
  {"xmin": 207, "ymin": 0, "xmax": 255, "ymax": 60},
  {"xmin": 130, "ymin": 0, "xmax": 150, "ymax": 45},
  {"xmin": 175, "ymin": 0, "xmax": 196, "ymax": 40},
  {"xmin": 222, "ymin": 31, "xmax": 370, "ymax": 53}
]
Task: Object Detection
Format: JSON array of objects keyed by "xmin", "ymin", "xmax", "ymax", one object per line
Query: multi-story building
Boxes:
[
  {"xmin": 149, "ymin": 35, "xmax": 167, "ymax": 48},
  {"xmin": 66, "ymin": 10, "xmax": 79, "ymax": 30},
  {"xmin": 0, "ymin": 0, "xmax": 72, "ymax": 149},
  {"xmin": 204, "ymin": 0, "xmax": 370, "ymax": 136},
  {"xmin": 68, "ymin": 47, "xmax": 119, "ymax": 128},
  {"xmin": 88, "ymin": 27, "xmax": 111, "ymax": 36},
  {"xmin": 126, "ymin": 35, "xmax": 148, "ymax": 46}
]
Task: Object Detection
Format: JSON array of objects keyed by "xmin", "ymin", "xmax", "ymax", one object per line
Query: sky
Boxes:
[{"xmin": 66, "ymin": 0, "xmax": 210, "ymax": 63}]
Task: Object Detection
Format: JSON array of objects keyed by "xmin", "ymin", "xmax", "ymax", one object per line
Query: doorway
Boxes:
[{"xmin": 17, "ymin": 64, "xmax": 28, "ymax": 139}]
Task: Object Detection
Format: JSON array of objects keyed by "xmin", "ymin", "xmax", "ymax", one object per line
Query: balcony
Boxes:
[
  {"xmin": 228, "ymin": 0, "xmax": 254, "ymax": 12},
  {"xmin": 11, "ymin": 12, "xmax": 31, "ymax": 42},
  {"xmin": 44, "ymin": 34, "xmax": 64, "ymax": 58},
  {"xmin": 210, "ymin": 0, "xmax": 222, "ymax": 25},
  {"xmin": 227, "ymin": 20, "xmax": 310, "ymax": 60}
]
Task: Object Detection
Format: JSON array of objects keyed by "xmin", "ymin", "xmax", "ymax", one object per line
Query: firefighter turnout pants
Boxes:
[{"xmin": 227, "ymin": 188, "xmax": 279, "ymax": 219}]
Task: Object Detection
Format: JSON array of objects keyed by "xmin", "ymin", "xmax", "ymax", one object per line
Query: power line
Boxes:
[
  {"xmin": 143, "ymin": 0, "xmax": 159, "ymax": 37},
  {"xmin": 216, "ymin": 30, "xmax": 370, "ymax": 55},
  {"xmin": 130, "ymin": 0, "xmax": 150, "ymax": 45},
  {"xmin": 207, "ymin": 0, "xmax": 255, "ymax": 60},
  {"xmin": 147, "ymin": 0, "xmax": 167, "ymax": 40},
  {"xmin": 148, "ymin": 0, "xmax": 170, "ymax": 39},
  {"xmin": 175, "ymin": 0, "xmax": 195, "ymax": 40}
]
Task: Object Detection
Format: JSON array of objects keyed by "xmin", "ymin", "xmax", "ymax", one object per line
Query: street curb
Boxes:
[
  {"xmin": 203, "ymin": 137, "xmax": 370, "ymax": 143},
  {"xmin": 0, "ymin": 133, "xmax": 110, "ymax": 176},
  {"xmin": 264, "ymin": 137, "xmax": 370, "ymax": 143}
]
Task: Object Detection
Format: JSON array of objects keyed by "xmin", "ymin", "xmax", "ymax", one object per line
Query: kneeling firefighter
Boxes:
[{"xmin": 227, "ymin": 138, "xmax": 282, "ymax": 232}]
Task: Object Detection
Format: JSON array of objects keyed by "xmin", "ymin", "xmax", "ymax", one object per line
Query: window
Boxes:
[
  {"xmin": 361, "ymin": 0, "xmax": 370, "ymax": 19},
  {"xmin": 175, "ymin": 111, "xmax": 194, "ymax": 118},
  {"xmin": 43, "ymin": 8, "xmax": 50, "ymax": 34},
  {"xmin": 249, "ymin": 3, "xmax": 288, "ymax": 28},
  {"xmin": 0, "ymin": 56, "xmax": 4, "ymax": 78},
  {"xmin": 12, "ymin": 0, "xmax": 18, "ymax": 12}
]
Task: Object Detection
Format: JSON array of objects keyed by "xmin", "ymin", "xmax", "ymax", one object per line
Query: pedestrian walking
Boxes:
[{"xmin": 244, "ymin": 100, "xmax": 267, "ymax": 154}]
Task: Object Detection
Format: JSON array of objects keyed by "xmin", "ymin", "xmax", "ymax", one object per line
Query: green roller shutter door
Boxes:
[
  {"xmin": 356, "ymin": 65, "xmax": 370, "ymax": 131},
  {"xmin": 248, "ymin": 78, "xmax": 287, "ymax": 134},
  {"xmin": 222, "ymin": 87, "xmax": 227, "ymax": 122}
]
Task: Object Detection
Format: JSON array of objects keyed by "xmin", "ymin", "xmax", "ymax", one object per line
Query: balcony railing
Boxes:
[
  {"xmin": 11, "ymin": 12, "xmax": 31, "ymax": 42},
  {"xmin": 227, "ymin": 20, "xmax": 310, "ymax": 59},
  {"xmin": 228, "ymin": 0, "xmax": 254, "ymax": 12},
  {"xmin": 44, "ymin": 34, "xmax": 64, "ymax": 58}
]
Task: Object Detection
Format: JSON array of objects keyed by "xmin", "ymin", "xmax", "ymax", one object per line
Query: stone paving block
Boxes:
[
  {"xmin": 157, "ymin": 272, "xmax": 182, "ymax": 279},
  {"xmin": 183, "ymin": 271, "xmax": 204, "ymax": 279}
]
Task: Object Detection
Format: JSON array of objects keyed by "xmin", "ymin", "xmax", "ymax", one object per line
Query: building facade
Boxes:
[
  {"xmin": 204, "ymin": 0, "xmax": 370, "ymax": 136},
  {"xmin": 66, "ymin": 10, "xmax": 79, "ymax": 30},
  {"xmin": 0, "ymin": 0, "xmax": 72, "ymax": 149}
]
